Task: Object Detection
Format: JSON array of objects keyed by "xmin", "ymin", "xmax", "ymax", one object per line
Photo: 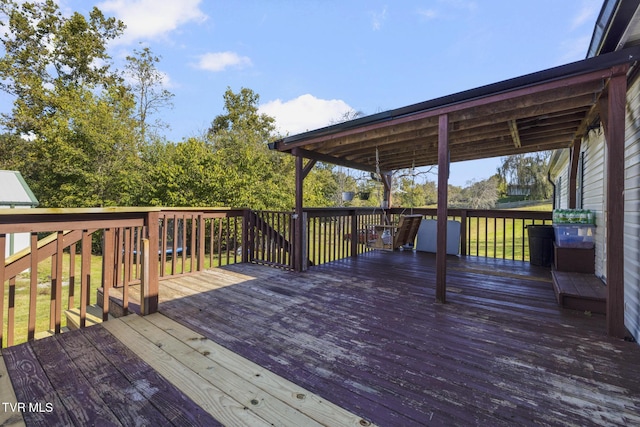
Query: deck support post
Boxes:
[
  {"xmin": 602, "ymin": 65, "xmax": 628, "ymax": 338},
  {"xmin": 436, "ymin": 113, "xmax": 449, "ymax": 303},
  {"xmin": 142, "ymin": 210, "xmax": 159, "ymax": 315},
  {"xmin": 293, "ymin": 149, "xmax": 306, "ymax": 271},
  {"xmin": 0, "ymin": 234, "xmax": 4, "ymax": 347}
]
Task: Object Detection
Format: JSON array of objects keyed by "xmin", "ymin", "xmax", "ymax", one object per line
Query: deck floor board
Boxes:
[
  {"xmin": 157, "ymin": 251, "xmax": 640, "ymax": 427},
  {"xmin": 2, "ymin": 252, "xmax": 640, "ymax": 426}
]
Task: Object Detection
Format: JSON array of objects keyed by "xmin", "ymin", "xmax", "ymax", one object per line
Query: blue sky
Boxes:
[{"xmin": 8, "ymin": 0, "xmax": 603, "ymax": 186}]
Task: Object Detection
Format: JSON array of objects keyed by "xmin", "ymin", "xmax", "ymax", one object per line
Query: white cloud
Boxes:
[
  {"xmin": 439, "ymin": 0, "xmax": 477, "ymax": 13},
  {"xmin": 417, "ymin": 9, "xmax": 437, "ymax": 20},
  {"xmin": 559, "ymin": 35, "xmax": 592, "ymax": 63},
  {"xmin": 97, "ymin": 0, "xmax": 207, "ymax": 44},
  {"xmin": 571, "ymin": 0, "xmax": 600, "ymax": 30},
  {"xmin": 260, "ymin": 94, "xmax": 354, "ymax": 136},
  {"xmin": 194, "ymin": 51, "xmax": 252, "ymax": 72},
  {"xmin": 370, "ymin": 7, "xmax": 388, "ymax": 31}
]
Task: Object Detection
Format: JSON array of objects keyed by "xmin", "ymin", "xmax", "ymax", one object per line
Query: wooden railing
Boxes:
[
  {"xmin": 246, "ymin": 210, "xmax": 294, "ymax": 269},
  {"xmin": 246, "ymin": 209, "xmax": 390, "ymax": 269},
  {"xmin": 386, "ymin": 208, "xmax": 552, "ymax": 261},
  {"xmin": 305, "ymin": 208, "xmax": 384, "ymax": 266},
  {"xmin": 1, "ymin": 206, "xmax": 551, "ymax": 348},
  {"xmin": 240, "ymin": 207, "xmax": 552, "ymax": 268},
  {"xmin": 0, "ymin": 208, "xmax": 245, "ymax": 348}
]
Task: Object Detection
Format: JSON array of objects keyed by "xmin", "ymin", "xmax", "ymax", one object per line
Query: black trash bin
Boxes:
[{"xmin": 527, "ymin": 225, "xmax": 555, "ymax": 267}]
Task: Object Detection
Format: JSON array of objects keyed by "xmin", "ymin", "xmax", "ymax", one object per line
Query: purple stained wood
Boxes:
[
  {"xmin": 159, "ymin": 252, "xmax": 640, "ymax": 426},
  {"xmin": 2, "ymin": 326, "xmax": 223, "ymax": 427},
  {"xmin": 1, "ymin": 342, "xmax": 74, "ymax": 426}
]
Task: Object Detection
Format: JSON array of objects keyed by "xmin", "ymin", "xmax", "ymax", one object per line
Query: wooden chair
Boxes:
[{"xmin": 370, "ymin": 214, "xmax": 423, "ymax": 250}]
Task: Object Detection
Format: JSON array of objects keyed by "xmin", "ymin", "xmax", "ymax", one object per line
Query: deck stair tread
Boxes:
[
  {"xmin": 551, "ymin": 270, "xmax": 606, "ymax": 313},
  {"xmin": 65, "ymin": 304, "xmax": 110, "ymax": 330}
]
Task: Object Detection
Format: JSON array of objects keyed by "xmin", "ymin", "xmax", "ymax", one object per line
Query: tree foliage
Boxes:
[
  {"xmin": 0, "ymin": 2, "xmax": 528, "ymax": 212},
  {"xmin": 206, "ymin": 87, "xmax": 295, "ymax": 210},
  {"xmin": 0, "ymin": 0, "xmax": 140, "ymax": 207},
  {"xmin": 497, "ymin": 152, "xmax": 552, "ymax": 200},
  {"xmin": 125, "ymin": 46, "xmax": 174, "ymax": 142}
]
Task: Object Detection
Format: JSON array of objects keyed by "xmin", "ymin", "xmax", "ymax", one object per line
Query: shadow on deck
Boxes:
[{"xmin": 158, "ymin": 251, "xmax": 640, "ymax": 426}]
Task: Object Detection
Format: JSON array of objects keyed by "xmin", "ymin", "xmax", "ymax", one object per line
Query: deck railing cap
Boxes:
[{"xmin": 0, "ymin": 206, "xmax": 246, "ymax": 216}]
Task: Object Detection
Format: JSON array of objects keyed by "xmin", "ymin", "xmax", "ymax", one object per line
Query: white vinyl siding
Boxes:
[
  {"xmin": 549, "ymin": 72, "xmax": 640, "ymax": 343},
  {"xmin": 555, "ymin": 168, "xmax": 569, "ymax": 209},
  {"xmin": 581, "ymin": 133, "xmax": 607, "ymax": 279},
  {"xmin": 624, "ymin": 74, "xmax": 640, "ymax": 343}
]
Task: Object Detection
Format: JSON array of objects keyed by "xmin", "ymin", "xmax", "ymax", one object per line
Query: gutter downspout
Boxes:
[{"xmin": 548, "ymin": 172, "xmax": 556, "ymax": 210}]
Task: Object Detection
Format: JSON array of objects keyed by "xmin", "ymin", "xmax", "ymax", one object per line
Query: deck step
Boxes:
[
  {"xmin": 551, "ymin": 270, "xmax": 606, "ymax": 314},
  {"xmin": 65, "ymin": 305, "xmax": 109, "ymax": 330},
  {"xmin": 34, "ymin": 327, "xmax": 70, "ymax": 340},
  {"xmin": 97, "ymin": 287, "xmax": 141, "ymax": 317}
]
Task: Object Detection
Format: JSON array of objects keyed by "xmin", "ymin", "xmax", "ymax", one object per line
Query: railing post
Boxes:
[
  {"xmin": 0, "ymin": 233, "xmax": 5, "ymax": 348},
  {"xmin": 350, "ymin": 210, "xmax": 358, "ymax": 258},
  {"xmin": 301, "ymin": 211, "xmax": 308, "ymax": 271},
  {"xmin": 81, "ymin": 230, "xmax": 91, "ymax": 328},
  {"xmin": 460, "ymin": 210, "xmax": 468, "ymax": 256},
  {"xmin": 54, "ymin": 231, "xmax": 63, "ymax": 333},
  {"xmin": 141, "ymin": 211, "xmax": 159, "ymax": 315},
  {"xmin": 140, "ymin": 238, "xmax": 150, "ymax": 315},
  {"xmin": 101, "ymin": 228, "xmax": 114, "ymax": 322},
  {"xmin": 197, "ymin": 213, "xmax": 205, "ymax": 271},
  {"xmin": 242, "ymin": 210, "xmax": 252, "ymax": 263}
]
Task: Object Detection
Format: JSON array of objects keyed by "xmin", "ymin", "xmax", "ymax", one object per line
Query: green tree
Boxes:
[
  {"xmin": 398, "ymin": 176, "xmax": 428, "ymax": 207},
  {"xmin": 0, "ymin": 1, "xmax": 141, "ymax": 207},
  {"xmin": 497, "ymin": 152, "xmax": 552, "ymax": 200},
  {"xmin": 305, "ymin": 165, "xmax": 339, "ymax": 206},
  {"xmin": 125, "ymin": 46, "xmax": 174, "ymax": 142},
  {"xmin": 0, "ymin": 133, "xmax": 32, "ymax": 172},
  {"xmin": 461, "ymin": 177, "xmax": 499, "ymax": 209},
  {"xmin": 139, "ymin": 138, "xmax": 220, "ymax": 207},
  {"xmin": 207, "ymin": 87, "xmax": 295, "ymax": 210}
]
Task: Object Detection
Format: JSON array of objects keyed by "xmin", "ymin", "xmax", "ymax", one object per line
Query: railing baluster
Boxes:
[
  {"xmin": 8, "ymin": 277, "xmax": 15, "ymax": 346},
  {"xmin": 475, "ymin": 215, "xmax": 480, "ymax": 256},
  {"xmin": 69, "ymin": 243, "xmax": 76, "ymax": 309},
  {"xmin": 0, "ymin": 233, "xmax": 5, "ymax": 348},
  {"xmin": 28, "ymin": 232, "xmax": 38, "ymax": 341},
  {"xmin": 53, "ymin": 231, "xmax": 63, "ymax": 334},
  {"xmin": 160, "ymin": 216, "xmax": 167, "ymax": 277},
  {"xmin": 81, "ymin": 230, "xmax": 91, "ymax": 328}
]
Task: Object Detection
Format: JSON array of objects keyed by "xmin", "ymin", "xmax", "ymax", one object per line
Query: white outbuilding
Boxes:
[{"xmin": 0, "ymin": 170, "xmax": 39, "ymax": 256}]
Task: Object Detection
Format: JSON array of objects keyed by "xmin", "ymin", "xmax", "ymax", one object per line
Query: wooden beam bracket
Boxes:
[{"xmin": 508, "ymin": 119, "xmax": 522, "ymax": 148}]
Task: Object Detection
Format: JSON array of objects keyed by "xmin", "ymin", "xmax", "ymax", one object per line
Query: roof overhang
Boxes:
[{"xmin": 269, "ymin": 46, "xmax": 640, "ymax": 174}]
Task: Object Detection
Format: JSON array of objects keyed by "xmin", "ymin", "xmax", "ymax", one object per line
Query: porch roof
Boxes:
[{"xmin": 269, "ymin": 46, "xmax": 640, "ymax": 173}]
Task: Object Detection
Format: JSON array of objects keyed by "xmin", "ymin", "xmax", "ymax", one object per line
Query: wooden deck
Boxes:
[
  {"xmin": 1, "ymin": 314, "xmax": 367, "ymax": 426},
  {"xmin": 2, "ymin": 251, "xmax": 640, "ymax": 426},
  {"xmin": 157, "ymin": 251, "xmax": 640, "ymax": 426}
]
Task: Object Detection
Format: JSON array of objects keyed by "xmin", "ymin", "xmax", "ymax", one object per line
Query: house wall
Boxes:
[
  {"xmin": 551, "ymin": 71, "xmax": 640, "ymax": 342},
  {"xmin": 581, "ymin": 130, "xmax": 607, "ymax": 279},
  {"xmin": 0, "ymin": 206, "xmax": 32, "ymax": 256},
  {"xmin": 623, "ymin": 72, "xmax": 640, "ymax": 342},
  {"xmin": 554, "ymin": 160, "xmax": 569, "ymax": 209}
]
